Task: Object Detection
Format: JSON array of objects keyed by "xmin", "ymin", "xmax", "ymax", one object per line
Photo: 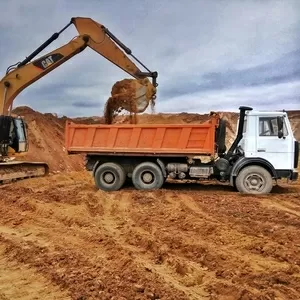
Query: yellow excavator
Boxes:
[{"xmin": 0, "ymin": 17, "xmax": 158, "ymax": 182}]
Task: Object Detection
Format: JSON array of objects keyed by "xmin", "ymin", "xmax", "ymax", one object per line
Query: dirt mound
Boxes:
[
  {"xmin": 287, "ymin": 110, "xmax": 300, "ymax": 140},
  {"xmin": 12, "ymin": 106, "xmax": 84, "ymax": 174}
]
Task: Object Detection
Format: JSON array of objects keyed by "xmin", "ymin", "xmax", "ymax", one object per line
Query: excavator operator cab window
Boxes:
[
  {"xmin": 14, "ymin": 119, "xmax": 25, "ymax": 141},
  {"xmin": 13, "ymin": 118, "xmax": 28, "ymax": 153},
  {"xmin": 0, "ymin": 116, "xmax": 27, "ymax": 155}
]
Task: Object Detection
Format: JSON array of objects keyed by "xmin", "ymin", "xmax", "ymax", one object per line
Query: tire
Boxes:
[
  {"xmin": 235, "ymin": 165, "xmax": 273, "ymax": 194},
  {"xmin": 132, "ymin": 162, "xmax": 164, "ymax": 190},
  {"xmin": 94, "ymin": 162, "xmax": 126, "ymax": 191}
]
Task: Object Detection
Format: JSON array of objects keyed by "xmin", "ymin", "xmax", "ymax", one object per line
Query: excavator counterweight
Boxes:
[{"xmin": 0, "ymin": 17, "xmax": 158, "ymax": 182}]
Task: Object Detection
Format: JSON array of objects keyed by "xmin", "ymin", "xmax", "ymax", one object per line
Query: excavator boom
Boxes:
[
  {"xmin": 1, "ymin": 35, "xmax": 88, "ymax": 114},
  {"xmin": 0, "ymin": 17, "xmax": 158, "ymax": 182},
  {"xmin": 1, "ymin": 17, "xmax": 158, "ymax": 115},
  {"xmin": 73, "ymin": 17, "xmax": 155, "ymax": 81}
]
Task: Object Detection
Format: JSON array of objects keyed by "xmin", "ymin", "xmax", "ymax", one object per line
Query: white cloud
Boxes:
[{"xmin": 157, "ymin": 80, "xmax": 300, "ymax": 113}]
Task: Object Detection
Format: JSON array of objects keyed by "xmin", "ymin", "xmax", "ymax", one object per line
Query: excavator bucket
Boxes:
[{"xmin": 104, "ymin": 78, "xmax": 156, "ymax": 124}]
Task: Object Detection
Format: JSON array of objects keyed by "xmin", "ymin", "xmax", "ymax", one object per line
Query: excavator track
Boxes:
[{"xmin": 0, "ymin": 161, "xmax": 49, "ymax": 183}]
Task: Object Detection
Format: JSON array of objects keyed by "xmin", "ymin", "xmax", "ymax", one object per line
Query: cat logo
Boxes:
[
  {"xmin": 41, "ymin": 56, "xmax": 54, "ymax": 68},
  {"xmin": 33, "ymin": 53, "xmax": 64, "ymax": 70}
]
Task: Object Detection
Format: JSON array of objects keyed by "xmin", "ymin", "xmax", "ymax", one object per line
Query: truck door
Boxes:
[{"xmin": 256, "ymin": 116, "xmax": 293, "ymax": 170}]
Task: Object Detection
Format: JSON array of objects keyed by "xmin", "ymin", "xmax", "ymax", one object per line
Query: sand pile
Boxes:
[{"xmin": 11, "ymin": 106, "xmax": 85, "ymax": 173}]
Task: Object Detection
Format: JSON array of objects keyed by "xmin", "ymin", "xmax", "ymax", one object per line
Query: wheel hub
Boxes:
[
  {"xmin": 245, "ymin": 174, "xmax": 264, "ymax": 191},
  {"xmin": 142, "ymin": 171, "xmax": 154, "ymax": 184},
  {"xmin": 103, "ymin": 172, "xmax": 115, "ymax": 184}
]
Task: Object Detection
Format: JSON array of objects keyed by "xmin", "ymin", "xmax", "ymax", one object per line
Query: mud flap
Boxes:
[{"xmin": 156, "ymin": 158, "xmax": 167, "ymax": 178}]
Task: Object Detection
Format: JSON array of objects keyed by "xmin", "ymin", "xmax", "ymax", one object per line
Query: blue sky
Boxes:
[{"xmin": 0, "ymin": 0, "xmax": 299, "ymax": 117}]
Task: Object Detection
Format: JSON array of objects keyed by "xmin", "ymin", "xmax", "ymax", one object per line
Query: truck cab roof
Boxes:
[{"xmin": 244, "ymin": 108, "xmax": 288, "ymax": 117}]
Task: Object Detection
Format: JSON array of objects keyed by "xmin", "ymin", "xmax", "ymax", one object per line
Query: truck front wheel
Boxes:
[
  {"xmin": 132, "ymin": 162, "xmax": 164, "ymax": 190},
  {"xmin": 235, "ymin": 165, "xmax": 273, "ymax": 194},
  {"xmin": 94, "ymin": 162, "xmax": 126, "ymax": 191}
]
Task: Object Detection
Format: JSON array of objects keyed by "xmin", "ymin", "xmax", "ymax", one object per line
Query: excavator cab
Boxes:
[{"xmin": 0, "ymin": 116, "xmax": 28, "ymax": 158}]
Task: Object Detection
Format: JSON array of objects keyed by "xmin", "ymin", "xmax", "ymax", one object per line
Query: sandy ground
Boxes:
[{"xmin": 0, "ymin": 172, "xmax": 299, "ymax": 300}]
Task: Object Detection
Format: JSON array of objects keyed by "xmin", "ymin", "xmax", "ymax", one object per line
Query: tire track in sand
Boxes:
[
  {"xmin": 100, "ymin": 191, "xmax": 213, "ymax": 300},
  {"xmin": 0, "ymin": 245, "xmax": 71, "ymax": 300},
  {"xmin": 126, "ymin": 190, "xmax": 299, "ymax": 299}
]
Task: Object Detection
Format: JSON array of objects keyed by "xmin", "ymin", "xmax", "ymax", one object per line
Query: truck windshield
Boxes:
[{"xmin": 14, "ymin": 119, "xmax": 26, "ymax": 142}]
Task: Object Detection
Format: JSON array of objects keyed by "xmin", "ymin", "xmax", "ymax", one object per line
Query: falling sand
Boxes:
[{"xmin": 104, "ymin": 78, "xmax": 156, "ymax": 124}]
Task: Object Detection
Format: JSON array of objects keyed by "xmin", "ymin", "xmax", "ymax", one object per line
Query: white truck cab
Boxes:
[
  {"xmin": 240, "ymin": 110, "xmax": 297, "ymax": 171},
  {"xmin": 224, "ymin": 106, "xmax": 299, "ymax": 194}
]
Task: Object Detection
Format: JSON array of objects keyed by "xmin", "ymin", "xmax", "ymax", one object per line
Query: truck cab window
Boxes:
[{"xmin": 259, "ymin": 117, "xmax": 288, "ymax": 136}]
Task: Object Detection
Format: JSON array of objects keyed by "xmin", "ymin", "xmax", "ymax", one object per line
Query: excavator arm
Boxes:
[
  {"xmin": 0, "ymin": 17, "xmax": 158, "ymax": 182},
  {"xmin": 0, "ymin": 17, "xmax": 158, "ymax": 115}
]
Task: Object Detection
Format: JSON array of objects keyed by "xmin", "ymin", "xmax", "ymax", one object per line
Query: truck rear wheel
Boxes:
[
  {"xmin": 94, "ymin": 162, "xmax": 126, "ymax": 191},
  {"xmin": 132, "ymin": 162, "xmax": 164, "ymax": 190},
  {"xmin": 235, "ymin": 165, "xmax": 273, "ymax": 194}
]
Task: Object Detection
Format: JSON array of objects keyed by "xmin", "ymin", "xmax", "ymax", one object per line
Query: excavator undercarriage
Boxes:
[{"xmin": 0, "ymin": 160, "xmax": 49, "ymax": 183}]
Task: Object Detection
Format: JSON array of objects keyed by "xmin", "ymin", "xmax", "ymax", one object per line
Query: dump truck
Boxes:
[{"xmin": 65, "ymin": 106, "xmax": 299, "ymax": 194}]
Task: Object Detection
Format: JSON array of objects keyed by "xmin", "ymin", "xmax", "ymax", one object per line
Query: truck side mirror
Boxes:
[
  {"xmin": 277, "ymin": 116, "xmax": 284, "ymax": 139},
  {"xmin": 278, "ymin": 130, "xmax": 284, "ymax": 139}
]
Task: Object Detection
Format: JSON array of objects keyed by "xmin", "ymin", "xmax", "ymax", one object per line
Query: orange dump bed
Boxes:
[{"xmin": 65, "ymin": 114, "xmax": 219, "ymax": 156}]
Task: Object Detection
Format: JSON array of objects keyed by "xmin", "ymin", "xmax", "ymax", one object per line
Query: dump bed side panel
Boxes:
[{"xmin": 65, "ymin": 116, "xmax": 219, "ymax": 156}]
